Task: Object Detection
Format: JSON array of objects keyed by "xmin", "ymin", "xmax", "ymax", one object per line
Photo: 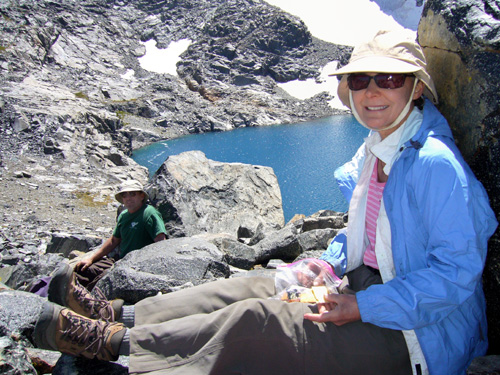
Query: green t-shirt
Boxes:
[{"xmin": 113, "ymin": 204, "xmax": 166, "ymax": 258}]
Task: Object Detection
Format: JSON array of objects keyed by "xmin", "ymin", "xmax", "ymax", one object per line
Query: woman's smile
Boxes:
[{"xmin": 365, "ymin": 105, "xmax": 389, "ymax": 111}]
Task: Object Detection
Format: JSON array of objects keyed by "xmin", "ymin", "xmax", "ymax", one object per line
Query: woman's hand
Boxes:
[{"xmin": 304, "ymin": 293, "xmax": 361, "ymax": 326}]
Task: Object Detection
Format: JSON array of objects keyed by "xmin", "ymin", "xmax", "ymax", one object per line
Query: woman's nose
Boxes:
[{"xmin": 364, "ymin": 79, "xmax": 381, "ymax": 96}]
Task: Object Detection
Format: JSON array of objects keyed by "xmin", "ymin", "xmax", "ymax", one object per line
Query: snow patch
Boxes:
[{"xmin": 138, "ymin": 39, "xmax": 192, "ymax": 75}]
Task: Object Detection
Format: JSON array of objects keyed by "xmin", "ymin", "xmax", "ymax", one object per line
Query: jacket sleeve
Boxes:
[
  {"xmin": 319, "ymin": 228, "xmax": 348, "ymax": 277},
  {"xmin": 356, "ymin": 144, "xmax": 497, "ymax": 330}
]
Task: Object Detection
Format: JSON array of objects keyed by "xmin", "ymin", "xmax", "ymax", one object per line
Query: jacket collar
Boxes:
[
  {"xmin": 404, "ymin": 99, "xmax": 454, "ymax": 149},
  {"xmin": 365, "ymin": 106, "xmax": 423, "ymax": 175}
]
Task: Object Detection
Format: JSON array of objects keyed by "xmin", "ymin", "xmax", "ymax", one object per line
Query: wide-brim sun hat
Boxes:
[
  {"xmin": 115, "ymin": 179, "xmax": 148, "ymax": 204},
  {"xmin": 329, "ymin": 29, "xmax": 438, "ymax": 108}
]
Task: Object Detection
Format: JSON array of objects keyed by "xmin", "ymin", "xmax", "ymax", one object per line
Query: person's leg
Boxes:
[
  {"xmin": 345, "ymin": 264, "xmax": 383, "ymax": 292},
  {"xmin": 35, "ymin": 267, "xmax": 411, "ymax": 374},
  {"xmin": 130, "ymin": 297, "xmax": 309, "ymax": 375},
  {"xmin": 74, "ymin": 257, "xmax": 115, "ymax": 291},
  {"xmin": 34, "ymin": 301, "xmax": 127, "ymax": 361},
  {"xmin": 48, "ymin": 261, "xmax": 123, "ymax": 322},
  {"xmin": 48, "ymin": 263, "xmax": 274, "ymax": 327},
  {"xmin": 131, "ymin": 266, "xmax": 383, "ymax": 328},
  {"xmin": 134, "ymin": 276, "xmax": 276, "ymax": 325},
  {"xmin": 129, "ymin": 297, "xmax": 411, "ymax": 375},
  {"xmin": 305, "ymin": 318, "xmax": 411, "ymax": 375}
]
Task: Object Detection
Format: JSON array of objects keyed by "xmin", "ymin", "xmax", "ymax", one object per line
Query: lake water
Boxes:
[{"xmin": 132, "ymin": 114, "xmax": 368, "ymax": 222}]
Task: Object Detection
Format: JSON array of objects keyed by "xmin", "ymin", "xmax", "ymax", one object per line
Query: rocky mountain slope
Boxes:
[{"xmin": 0, "ymin": 0, "xmax": 351, "ymax": 254}]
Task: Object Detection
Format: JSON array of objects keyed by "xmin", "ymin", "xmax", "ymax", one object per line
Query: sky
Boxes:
[{"xmin": 135, "ymin": 0, "xmax": 425, "ymax": 109}]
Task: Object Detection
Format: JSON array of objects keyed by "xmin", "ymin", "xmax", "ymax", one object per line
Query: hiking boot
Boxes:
[
  {"xmin": 48, "ymin": 261, "xmax": 124, "ymax": 322},
  {"xmin": 34, "ymin": 302, "xmax": 127, "ymax": 361}
]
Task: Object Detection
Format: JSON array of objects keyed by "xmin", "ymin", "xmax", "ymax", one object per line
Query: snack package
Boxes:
[
  {"xmin": 271, "ymin": 258, "xmax": 342, "ymax": 304},
  {"xmin": 280, "ymin": 285, "xmax": 331, "ymax": 303}
]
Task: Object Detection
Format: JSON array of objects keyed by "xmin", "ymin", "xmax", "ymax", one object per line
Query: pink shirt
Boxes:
[{"xmin": 363, "ymin": 159, "xmax": 386, "ymax": 269}]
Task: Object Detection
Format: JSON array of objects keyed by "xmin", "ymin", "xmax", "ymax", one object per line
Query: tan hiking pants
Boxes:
[{"xmin": 129, "ymin": 271, "xmax": 411, "ymax": 375}]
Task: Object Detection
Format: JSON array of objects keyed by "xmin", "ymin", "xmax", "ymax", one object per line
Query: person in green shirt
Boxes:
[{"xmin": 74, "ymin": 179, "xmax": 167, "ymax": 289}]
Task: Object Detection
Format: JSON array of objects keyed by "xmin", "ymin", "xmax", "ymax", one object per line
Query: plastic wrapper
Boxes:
[{"xmin": 271, "ymin": 258, "xmax": 342, "ymax": 303}]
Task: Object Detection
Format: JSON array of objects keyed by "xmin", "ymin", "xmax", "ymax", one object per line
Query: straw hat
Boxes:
[
  {"xmin": 115, "ymin": 180, "xmax": 148, "ymax": 204},
  {"xmin": 330, "ymin": 29, "xmax": 438, "ymax": 108}
]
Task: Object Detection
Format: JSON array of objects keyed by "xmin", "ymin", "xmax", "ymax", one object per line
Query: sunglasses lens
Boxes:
[
  {"xmin": 374, "ymin": 74, "xmax": 407, "ymax": 89},
  {"xmin": 347, "ymin": 74, "xmax": 371, "ymax": 90},
  {"xmin": 347, "ymin": 74, "xmax": 410, "ymax": 91}
]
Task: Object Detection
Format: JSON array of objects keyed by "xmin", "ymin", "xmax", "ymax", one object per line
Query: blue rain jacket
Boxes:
[{"xmin": 322, "ymin": 101, "xmax": 498, "ymax": 374}]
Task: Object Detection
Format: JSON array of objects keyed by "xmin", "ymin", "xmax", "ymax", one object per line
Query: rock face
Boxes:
[
  {"xmin": 467, "ymin": 356, "xmax": 500, "ymax": 375},
  {"xmin": 419, "ymin": 0, "xmax": 500, "ymax": 355},
  {"xmin": 148, "ymin": 151, "xmax": 285, "ymax": 237},
  {"xmin": 96, "ymin": 236, "xmax": 230, "ymax": 304},
  {"xmin": 45, "ymin": 233, "xmax": 103, "ymax": 258},
  {"xmin": 0, "ymin": 337, "xmax": 38, "ymax": 375},
  {"xmin": 0, "ymin": 290, "xmax": 46, "ymax": 375},
  {"xmin": 0, "ymin": 0, "xmax": 349, "ymax": 162},
  {"xmin": 0, "ymin": 290, "xmax": 45, "ymax": 339}
]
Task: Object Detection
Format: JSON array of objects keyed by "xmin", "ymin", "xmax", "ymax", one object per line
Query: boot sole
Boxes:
[
  {"xmin": 48, "ymin": 262, "xmax": 72, "ymax": 307},
  {"xmin": 33, "ymin": 302, "xmax": 62, "ymax": 351}
]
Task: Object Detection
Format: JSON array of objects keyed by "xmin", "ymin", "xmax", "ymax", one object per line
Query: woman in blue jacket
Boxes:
[
  {"xmin": 314, "ymin": 29, "xmax": 498, "ymax": 374},
  {"xmin": 34, "ymin": 30, "xmax": 497, "ymax": 375}
]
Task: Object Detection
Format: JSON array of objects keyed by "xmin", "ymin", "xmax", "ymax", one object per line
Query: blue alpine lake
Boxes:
[{"xmin": 132, "ymin": 114, "xmax": 368, "ymax": 222}]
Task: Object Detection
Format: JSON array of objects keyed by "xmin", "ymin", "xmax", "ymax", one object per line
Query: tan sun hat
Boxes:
[
  {"xmin": 115, "ymin": 180, "xmax": 148, "ymax": 204},
  {"xmin": 330, "ymin": 29, "xmax": 438, "ymax": 108}
]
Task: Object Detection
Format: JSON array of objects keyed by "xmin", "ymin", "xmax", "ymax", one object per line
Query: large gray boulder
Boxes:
[
  {"xmin": 297, "ymin": 228, "xmax": 337, "ymax": 252},
  {"xmin": 0, "ymin": 290, "xmax": 45, "ymax": 375},
  {"xmin": 46, "ymin": 233, "xmax": 103, "ymax": 258},
  {"xmin": 0, "ymin": 290, "xmax": 63, "ymax": 375},
  {"xmin": 419, "ymin": 0, "xmax": 500, "ymax": 355},
  {"xmin": 0, "ymin": 290, "xmax": 44, "ymax": 339},
  {"xmin": 216, "ymin": 237, "xmax": 259, "ymax": 270},
  {"xmin": 96, "ymin": 237, "xmax": 230, "ymax": 304},
  {"xmin": 254, "ymin": 222, "xmax": 302, "ymax": 263},
  {"xmin": 147, "ymin": 151, "xmax": 285, "ymax": 238}
]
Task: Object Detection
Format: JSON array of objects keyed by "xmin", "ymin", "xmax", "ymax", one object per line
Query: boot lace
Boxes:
[
  {"xmin": 61, "ymin": 310, "xmax": 112, "ymax": 358},
  {"xmin": 73, "ymin": 283, "xmax": 115, "ymax": 321}
]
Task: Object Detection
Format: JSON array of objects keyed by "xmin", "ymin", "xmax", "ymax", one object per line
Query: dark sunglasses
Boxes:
[{"xmin": 347, "ymin": 73, "xmax": 413, "ymax": 91}]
